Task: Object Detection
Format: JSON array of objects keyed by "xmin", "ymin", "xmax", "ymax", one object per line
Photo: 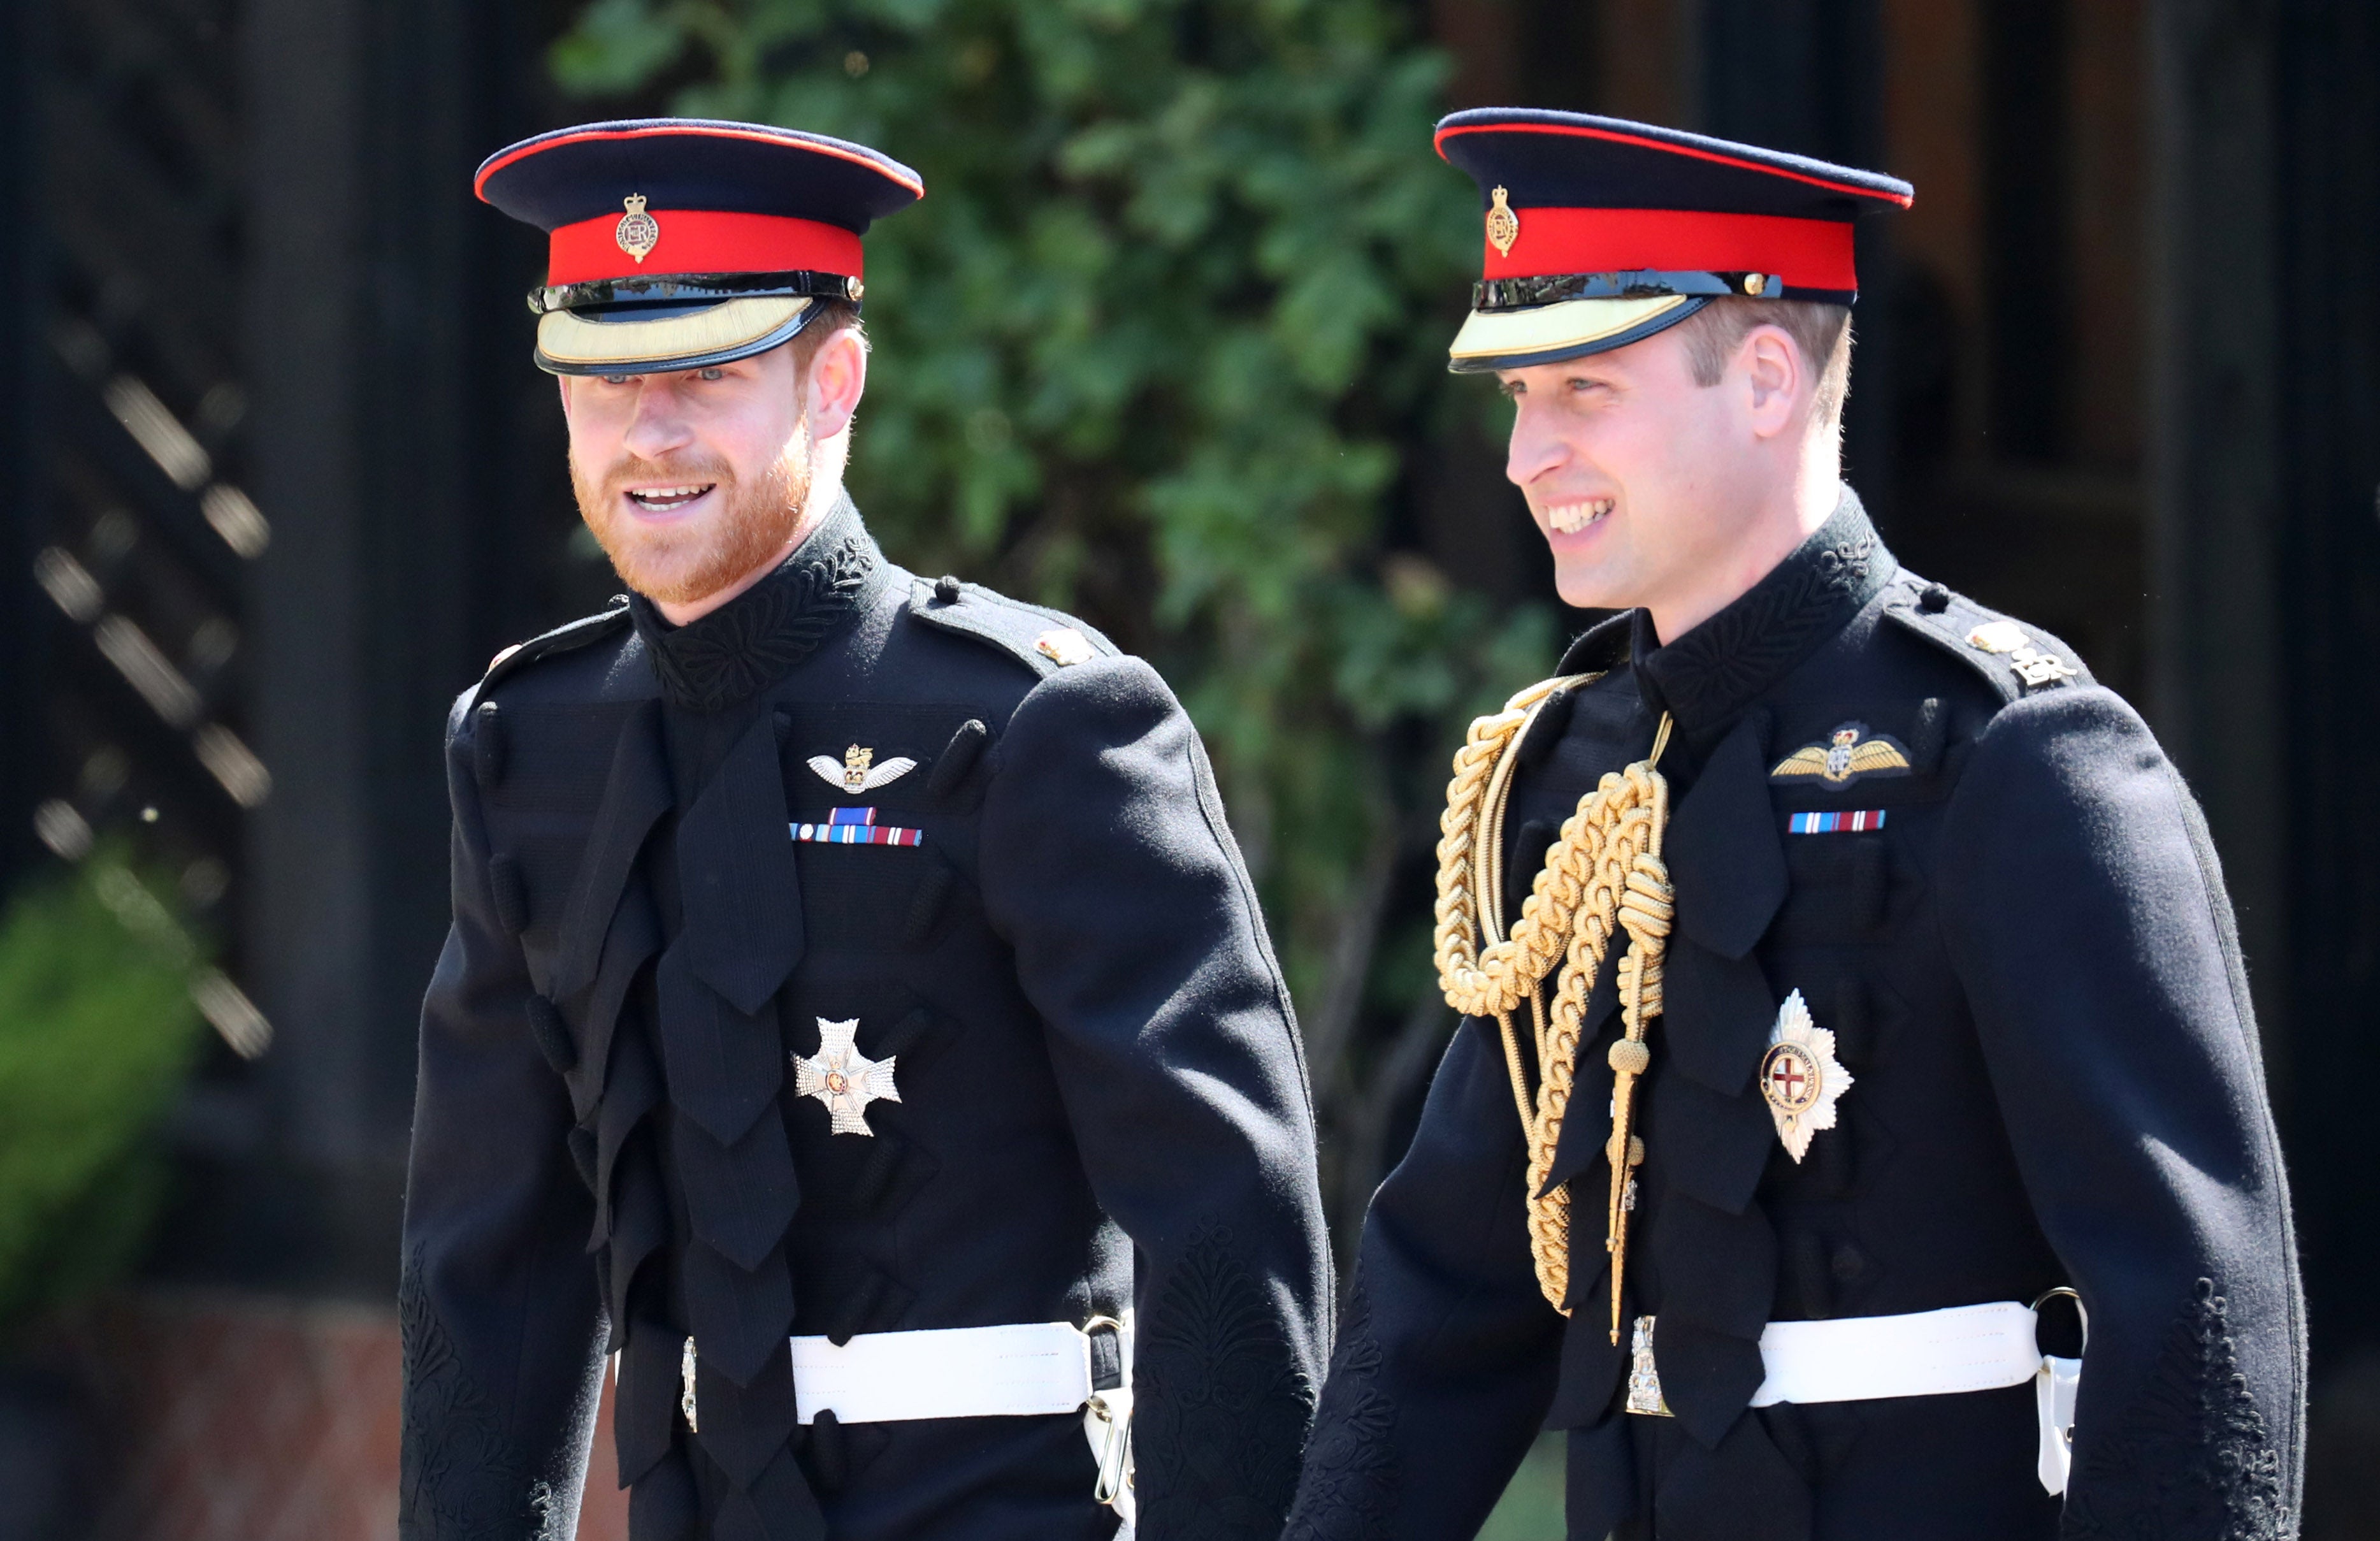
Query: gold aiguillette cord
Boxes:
[
  {"xmin": 1602, "ymin": 714, "xmax": 1671, "ymax": 1342},
  {"xmin": 1435, "ymin": 689, "xmax": 1673, "ymax": 1333}
]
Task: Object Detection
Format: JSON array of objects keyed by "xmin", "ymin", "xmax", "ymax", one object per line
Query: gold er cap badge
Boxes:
[
  {"xmin": 616, "ymin": 194, "xmax": 660, "ymax": 263},
  {"xmin": 1486, "ymin": 185, "xmax": 1520, "ymax": 258}
]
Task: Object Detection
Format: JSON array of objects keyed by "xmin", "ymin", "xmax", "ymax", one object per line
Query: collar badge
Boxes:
[
  {"xmin": 616, "ymin": 194, "xmax": 660, "ymax": 263},
  {"xmin": 1761, "ymin": 988, "xmax": 1852, "ymax": 1162},
  {"xmin": 810, "ymin": 744, "xmax": 916, "ymax": 795},
  {"xmin": 793, "ymin": 1017, "xmax": 900, "ymax": 1136},
  {"xmin": 1769, "ymin": 721, "xmax": 1912, "ymax": 786},
  {"xmin": 1487, "ymin": 185, "xmax": 1520, "ymax": 258}
]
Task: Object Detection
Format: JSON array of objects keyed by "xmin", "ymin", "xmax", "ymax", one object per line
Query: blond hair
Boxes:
[{"xmin": 1673, "ymin": 297, "xmax": 1852, "ymax": 426}]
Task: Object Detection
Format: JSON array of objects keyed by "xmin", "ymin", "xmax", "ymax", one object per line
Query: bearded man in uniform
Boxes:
[{"xmin": 398, "ymin": 119, "xmax": 1330, "ymax": 1541}]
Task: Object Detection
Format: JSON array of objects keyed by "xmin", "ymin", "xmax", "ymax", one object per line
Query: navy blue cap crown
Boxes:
[
  {"xmin": 1435, "ymin": 110, "xmax": 1911, "ymax": 228},
  {"xmin": 476, "ymin": 117, "xmax": 921, "ymax": 236},
  {"xmin": 1432, "ymin": 110, "xmax": 1911, "ymax": 372},
  {"xmin": 473, "ymin": 118, "xmax": 923, "ymax": 375}
]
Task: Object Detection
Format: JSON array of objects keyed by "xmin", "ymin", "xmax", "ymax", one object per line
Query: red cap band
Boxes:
[
  {"xmin": 1485, "ymin": 208, "xmax": 1856, "ymax": 291},
  {"xmin": 548, "ymin": 209, "xmax": 865, "ymax": 285}
]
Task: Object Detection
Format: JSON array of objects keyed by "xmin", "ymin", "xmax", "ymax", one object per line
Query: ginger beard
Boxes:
[{"xmin": 570, "ymin": 413, "xmax": 816, "ymax": 606}]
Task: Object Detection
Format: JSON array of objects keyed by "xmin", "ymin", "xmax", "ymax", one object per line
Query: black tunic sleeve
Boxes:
[
  {"xmin": 398, "ymin": 688, "xmax": 608, "ymax": 1541},
  {"xmin": 975, "ymin": 655, "xmax": 1332, "ymax": 1541},
  {"xmin": 1935, "ymin": 687, "xmax": 2304, "ymax": 1538},
  {"xmin": 1282, "ymin": 1016, "xmax": 1562, "ymax": 1541}
]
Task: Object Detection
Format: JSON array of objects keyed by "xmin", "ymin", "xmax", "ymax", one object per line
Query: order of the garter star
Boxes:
[
  {"xmin": 794, "ymin": 1018, "xmax": 901, "ymax": 1136},
  {"xmin": 1761, "ymin": 989, "xmax": 1852, "ymax": 1162}
]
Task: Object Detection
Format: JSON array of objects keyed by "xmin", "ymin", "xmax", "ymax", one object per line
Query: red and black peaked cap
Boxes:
[
  {"xmin": 475, "ymin": 118, "xmax": 923, "ymax": 375},
  {"xmin": 1434, "ymin": 109, "xmax": 1911, "ymax": 373}
]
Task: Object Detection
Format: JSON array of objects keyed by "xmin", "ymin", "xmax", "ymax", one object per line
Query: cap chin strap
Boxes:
[
  {"xmin": 1472, "ymin": 269, "xmax": 1855, "ymax": 312},
  {"xmin": 528, "ymin": 268, "xmax": 863, "ymax": 317}
]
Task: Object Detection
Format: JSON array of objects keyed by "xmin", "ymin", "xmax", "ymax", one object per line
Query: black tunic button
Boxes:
[
  {"xmin": 526, "ymin": 993, "xmax": 579, "ymax": 1073},
  {"xmin": 1918, "ymin": 582, "xmax": 1951, "ymax": 613},
  {"xmin": 933, "ymin": 574, "xmax": 963, "ymax": 604},
  {"xmin": 488, "ymin": 853, "xmax": 530, "ymax": 935},
  {"xmin": 925, "ymin": 719, "xmax": 989, "ymax": 797},
  {"xmin": 473, "ymin": 701, "xmax": 507, "ymax": 790}
]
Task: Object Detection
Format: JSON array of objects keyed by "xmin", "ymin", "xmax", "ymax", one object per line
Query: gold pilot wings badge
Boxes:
[
  {"xmin": 809, "ymin": 744, "xmax": 917, "ymax": 795},
  {"xmin": 1761, "ymin": 989, "xmax": 1852, "ymax": 1161},
  {"xmin": 1769, "ymin": 721, "xmax": 1913, "ymax": 787}
]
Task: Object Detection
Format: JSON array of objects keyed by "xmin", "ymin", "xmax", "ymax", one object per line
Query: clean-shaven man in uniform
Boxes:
[{"xmin": 1284, "ymin": 109, "xmax": 2302, "ymax": 1541}]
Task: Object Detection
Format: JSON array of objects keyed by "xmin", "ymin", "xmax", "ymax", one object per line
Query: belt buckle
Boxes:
[
  {"xmin": 1625, "ymin": 1315, "xmax": 1673, "ymax": 1417},
  {"xmin": 1081, "ymin": 1315, "xmax": 1132, "ymax": 1504}
]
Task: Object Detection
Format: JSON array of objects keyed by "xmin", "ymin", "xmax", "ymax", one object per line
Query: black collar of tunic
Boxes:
[
  {"xmin": 627, "ymin": 491, "xmax": 882, "ymax": 713},
  {"xmin": 1624, "ymin": 484, "xmax": 1893, "ymax": 735}
]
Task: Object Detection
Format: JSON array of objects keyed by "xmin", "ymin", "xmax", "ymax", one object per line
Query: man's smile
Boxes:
[
  {"xmin": 1540, "ymin": 496, "xmax": 1615, "ymax": 535},
  {"xmin": 624, "ymin": 482, "xmax": 718, "ymax": 514}
]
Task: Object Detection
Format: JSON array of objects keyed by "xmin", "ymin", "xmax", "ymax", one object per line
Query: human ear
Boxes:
[
  {"xmin": 804, "ymin": 328, "xmax": 869, "ymax": 442},
  {"xmin": 1741, "ymin": 326, "xmax": 1801, "ymax": 440}
]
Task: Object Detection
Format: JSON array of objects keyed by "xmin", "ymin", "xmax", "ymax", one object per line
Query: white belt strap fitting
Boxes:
[
  {"xmin": 1739, "ymin": 1298, "xmax": 2082, "ymax": 1495},
  {"xmin": 791, "ymin": 1320, "xmax": 1101, "ymax": 1424},
  {"xmin": 785, "ymin": 1317, "xmax": 1137, "ymax": 1530}
]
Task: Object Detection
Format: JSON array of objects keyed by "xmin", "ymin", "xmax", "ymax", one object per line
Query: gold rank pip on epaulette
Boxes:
[{"xmin": 1965, "ymin": 620, "xmax": 2079, "ymax": 688}]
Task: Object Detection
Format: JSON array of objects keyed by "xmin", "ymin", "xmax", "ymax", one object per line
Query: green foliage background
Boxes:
[
  {"xmin": 551, "ymin": 0, "xmax": 1552, "ymax": 1029},
  {"xmin": 0, "ymin": 858, "xmax": 206, "ymax": 1338}
]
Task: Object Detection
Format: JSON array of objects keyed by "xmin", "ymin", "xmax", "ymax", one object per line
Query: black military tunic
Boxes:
[
  {"xmin": 1285, "ymin": 489, "xmax": 2302, "ymax": 1540},
  {"xmin": 399, "ymin": 495, "xmax": 1331, "ymax": 1540}
]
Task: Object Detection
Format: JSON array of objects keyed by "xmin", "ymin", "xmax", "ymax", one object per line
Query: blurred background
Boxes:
[{"xmin": 0, "ymin": 0, "xmax": 2374, "ymax": 1536}]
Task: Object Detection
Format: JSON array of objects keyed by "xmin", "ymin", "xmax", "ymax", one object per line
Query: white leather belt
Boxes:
[
  {"xmin": 784, "ymin": 1318, "xmax": 1137, "ymax": 1529},
  {"xmin": 1640, "ymin": 1297, "xmax": 2086, "ymax": 1494},
  {"xmin": 1749, "ymin": 1299, "xmax": 2047, "ymax": 1405},
  {"xmin": 1756, "ymin": 1299, "xmax": 2082, "ymax": 1494},
  {"xmin": 792, "ymin": 1320, "xmax": 1102, "ymax": 1422}
]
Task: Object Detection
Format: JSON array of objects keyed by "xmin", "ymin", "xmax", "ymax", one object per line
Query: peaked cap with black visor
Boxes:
[
  {"xmin": 1434, "ymin": 109, "xmax": 1911, "ymax": 373},
  {"xmin": 475, "ymin": 118, "xmax": 923, "ymax": 375}
]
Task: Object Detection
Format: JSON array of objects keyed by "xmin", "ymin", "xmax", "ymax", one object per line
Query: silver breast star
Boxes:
[{"xmin": 793, "ymin": 1017, "xmax": 900, "ymax": 1136}]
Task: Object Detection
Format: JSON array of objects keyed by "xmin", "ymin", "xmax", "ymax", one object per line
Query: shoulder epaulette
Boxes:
[
  {"xmin": 1879, "ymin": 572, "xmax": 2094, "ymax": 706},
  {"xmin": 481, "ymin": 602, "xmax": 633, "ymax": 693},
  {"xmin": 904, "ymin": 575, "xmax": 1121, "ymax": 681}
]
